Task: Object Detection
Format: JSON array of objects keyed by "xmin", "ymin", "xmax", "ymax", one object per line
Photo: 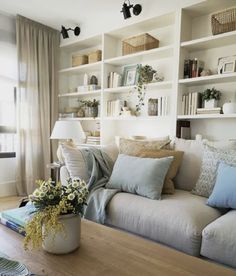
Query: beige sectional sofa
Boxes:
[{"xmin": 60, "ymin": 138, "xmax": 236, "ymax": 269}]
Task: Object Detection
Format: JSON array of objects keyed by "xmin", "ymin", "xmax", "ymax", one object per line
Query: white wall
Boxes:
[{"xmin": 0, "ymin": 12, "xmax": 17, "ymax": 197}]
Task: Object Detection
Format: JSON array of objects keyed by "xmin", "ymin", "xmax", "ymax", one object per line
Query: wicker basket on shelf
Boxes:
[
  {"xmin": 211, "ymin": 6, "xmax": 236, "ymax": 35},
  {"xmin": 88, "ymin": 50, "xmax": 102, "ymax": 63},
  {"xmin": 72, "ymin": 54, "xmax": 88, "ymax": 67},
  {"xmin": 122, "ymin": 33, "xmax": 159, "ymax": 56}
]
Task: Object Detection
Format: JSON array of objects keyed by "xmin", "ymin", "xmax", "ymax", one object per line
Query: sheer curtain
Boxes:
[{"xmin": 16, "ymin": 15, "xmax": 60, "ymax": 195}]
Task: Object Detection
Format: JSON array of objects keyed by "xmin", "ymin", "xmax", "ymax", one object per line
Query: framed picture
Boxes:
[
  {"xmin": 218, "ymin": 55, "xmax": 236, "ymax": 74},
  {"xmin": 122, "ymin": 64, "xmax": 140, "ymax": 86}
]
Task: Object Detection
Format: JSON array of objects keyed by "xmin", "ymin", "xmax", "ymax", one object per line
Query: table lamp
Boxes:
[{"xmin": 50, "ymin": 120, "xmax": 86, "ymax": 162}]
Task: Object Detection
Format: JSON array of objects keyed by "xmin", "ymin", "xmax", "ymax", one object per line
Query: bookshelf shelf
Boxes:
[
  {"xmin": 177, "ymin": 114, "xmax": 236, "ymax": 120},
  {"xmin": 59, "ymin": 90, "xmax": 101, "ymax": 98},
  {"xmin": 59, "ymin": 117, "xmax": 101, "ymax": 121},
  {"xmin": 179, "ymin": 73, "xmax": 236, "ymax": 86},
  {"xmin": 104, "ymin": 116, "xmax": 169, "ymax": 121},
  {"xmin": 59, "ymin": 62, "xmax": 102, "ymax": 74}
]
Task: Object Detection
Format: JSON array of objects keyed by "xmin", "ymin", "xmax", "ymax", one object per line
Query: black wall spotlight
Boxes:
[
  {"xmin": 121, "ymin": 1, "xmax": 142, "ymax": 20},
  {"xmin": 61, "ymin": 25, "xmax": 81, "ymax": 39}
]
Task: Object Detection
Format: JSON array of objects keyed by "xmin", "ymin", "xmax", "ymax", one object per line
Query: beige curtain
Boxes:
[{"xmin": 16, "ymin": 15, "xmax": 60, "ymax": 195}]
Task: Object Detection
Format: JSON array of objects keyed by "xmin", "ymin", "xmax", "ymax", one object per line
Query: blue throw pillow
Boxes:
[
  {"xmin": 207, "ymin": 162, "xmax": 236, "ymax": 209},
  {"xmin": 106, "ymin": 154, "xmax": 173, "ymax": 200}
]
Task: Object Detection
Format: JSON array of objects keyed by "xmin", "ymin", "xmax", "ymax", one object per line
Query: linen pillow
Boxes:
[
  {"xmin": 207, "ymin": 162, "xmax": 236, "ymax": 209},
  {"xmin": 106, "ymin": 154, "xmax": 173, "ymax": 200},
  {"xmin": 192, "ymin": 145, "xmax": 236, "ymax": 198},
  {"xmin": 119, "ymin": 137, "xmax": 170, "ymax": 156},
  {"xmin": 139, "ymin": 149, "xmax": 184, "ymax": 194},
  {"xmin": 61, "ymin": 145, "xmax": 90, "ymax": 182}
]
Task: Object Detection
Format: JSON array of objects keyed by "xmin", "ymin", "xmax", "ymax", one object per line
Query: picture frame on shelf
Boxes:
[
  {"xmin": 122, "ymin": 64, "xmax": 140, "ymax": 86},
  {"xmin": 218, "ymin": 55, "xmax": 236, "ymax": 74}
]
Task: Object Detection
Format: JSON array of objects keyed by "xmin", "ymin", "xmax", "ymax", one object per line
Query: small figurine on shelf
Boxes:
[
  {"xmin": 90, "ymin": 75, "xmax": 98, "ymax": 85},
  {"xmin": 121, "ymin": 101, "xmax": 132, "ymax": 117}
]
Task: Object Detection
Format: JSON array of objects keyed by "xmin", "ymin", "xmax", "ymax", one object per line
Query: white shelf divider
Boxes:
[{"xmin": 59, "ymin": 61, "xmax": 102, "ymax": 74}]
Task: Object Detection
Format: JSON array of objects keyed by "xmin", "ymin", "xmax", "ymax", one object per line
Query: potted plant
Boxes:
[
  {"xmin": 24, "ymin": 178, "xmax": 88, "ymax": 254},
  {"xmin": 78, "ymin": 99, "xmax": 99, "ymax": 118},
  {"xmin": 202, "ymin": 87, "xmax": 221, "ymax": 109},
  {"xmin": 134, "ymin": 65, "xmax": 156, "ymax": 115}
]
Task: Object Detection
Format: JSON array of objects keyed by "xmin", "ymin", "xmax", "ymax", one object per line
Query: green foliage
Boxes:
[
  {"xmin": 78, "ymin": 99, "xmax": 99, "ymax": 107},
  {"xmin": 202, "ymin": 87, "xmax": 221, "ymax": 101},
  {"xmin": 24, "ymin": 178, "xmax": 88, "ymax": 250},
  {"xmin": 135, "ymin": 65, "xmax": 156, "ymax": 114}
]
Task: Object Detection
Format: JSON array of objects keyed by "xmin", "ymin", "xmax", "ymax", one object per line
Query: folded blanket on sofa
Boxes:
[{"xmin": 83, "ymin": 147, "xmax": 119, "ymax": 224}]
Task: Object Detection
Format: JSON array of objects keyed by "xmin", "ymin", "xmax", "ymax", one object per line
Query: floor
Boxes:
[{"xmin": 0, "ymin": 196, "xmax": 24, "ymax": 212}]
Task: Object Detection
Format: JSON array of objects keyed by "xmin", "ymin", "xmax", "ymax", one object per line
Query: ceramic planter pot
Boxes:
[
  {"xmin": 84, "ymin": 106, "xmax": 98, "ymax": 117},
  {"xmin": 42, "ymin": 214, "xmax": 81, "ymax": 254},
  {"xmin": 204, "ymin": 99, "xmax": 218, "ymax": 109}
]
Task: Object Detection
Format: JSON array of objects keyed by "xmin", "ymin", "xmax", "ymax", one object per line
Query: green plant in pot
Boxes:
[
  {"xmin": 202, "ymin": 87, "xmax": 221, "ymax": 109},
  {"xmin": 78, "ymin": 99, "xmax": 99, "ymax": 118},
  {"xmin": 134, "ymin": 65, "xmax": 156, "ymax": 115},
  {"xmin": 24, "ymin": 178, "xmax": 88, "ymax": 254}
]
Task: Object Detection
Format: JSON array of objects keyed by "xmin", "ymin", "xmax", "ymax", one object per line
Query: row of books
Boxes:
[
  {"xmin": 153, "ymin": 96, "xmax": 169, "ymax": 116},
  {"xmin": 184, "ymin": 58, "xmax": 204, "ymax": 79},
  {"xmin": 86, "ymin": 136, "xmax": 100, "ymax": 145},
  {"xmin": 107, "ymin": 99, "xmax": 124, "ymax": 117},
  {"xmin": 0, "ymin": 205, "xmax": 35, "ymax": 236},
  {"xmin": 108, "ymin": 72, "xmax": 122, "ymax": 88},
  {"xmin": 181, "ymin": 92, "xmax": 201, "ymax": 115}
]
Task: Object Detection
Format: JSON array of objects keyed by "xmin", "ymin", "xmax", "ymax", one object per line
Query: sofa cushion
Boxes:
[
  {"xmin": 201, "ymin": 210, "xmax": 236, "ymax": 268},
  {"xmin": 192, "ymin": 145, "xmax": 236, "ymax": 198},
  {"xmin": 105, "ymin": 190, "xmax": 222, "ymax": 256},
  {"xmin": 106, "ymin": 154, "xmax": 173, "ymax": 200},
  {"xmin": 139, "ymin": 149, "xmax": 184, "ymax": 194}
]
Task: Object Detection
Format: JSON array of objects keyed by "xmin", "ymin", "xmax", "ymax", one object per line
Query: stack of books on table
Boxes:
[
  {"xmin": 86, "ymin": 136, "xmax": 100, "ymax": 145},
  {"xmin": 0, "ymin": 205, "xmax": 35, "ymax": 236},
  {"xmin": 196, "ymin": 107, "xmax": 222, "ymax": 115}
]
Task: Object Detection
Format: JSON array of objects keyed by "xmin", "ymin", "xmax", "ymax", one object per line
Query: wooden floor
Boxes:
[{"xmin": 0, "ymin": 196, "xmax": 24, "ymax": 212}]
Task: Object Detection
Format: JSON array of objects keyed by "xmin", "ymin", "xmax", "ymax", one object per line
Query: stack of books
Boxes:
[
  {"xmin": 107, "ymin": 99, "xmax": 125, "ymax": 117},
  {"xmin": 181, "ymin": 92, "xmax": 201, "ymax": 115},
  {"xmin": 0, "ymin": 205, "xmax": 36, "ymax": 236},
  {"xmin": 196, "ymin": 107, "xmax": 221, "ymax": 115},
  {"xmin": 184, "ymin": 58, "xmax": 204, "ymax": 78},
  {"xmin": 108, "ymin": 72, "xmax": 122, "ymax": 88},
  {"xmin": 86, "ymin": 136, "xmax": 100, "ymax": 145},
  {"xmin": 156, "ymin": 96, "xmax": 169, "ymax": 116}
]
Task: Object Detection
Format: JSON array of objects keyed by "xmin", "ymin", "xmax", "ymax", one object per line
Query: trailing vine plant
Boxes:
[{"xmin": 135, "ymin": 65, "xmax": 156, "ymax": 115}]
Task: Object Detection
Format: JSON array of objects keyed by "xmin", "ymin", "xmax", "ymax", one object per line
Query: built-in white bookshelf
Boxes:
[{"xmin": 59, "ymin": 0, "xmax": 236, "ymax": 143}]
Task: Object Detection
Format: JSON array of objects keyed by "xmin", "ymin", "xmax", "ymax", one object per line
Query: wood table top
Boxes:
[{"xmin": 0, "ymin": 218, "xmax": 235, "ymax": 276}]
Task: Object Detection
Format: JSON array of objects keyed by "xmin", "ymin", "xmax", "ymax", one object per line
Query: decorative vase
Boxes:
[
  {"xmin": 148, "ymin": 98, "xmax": 158, "ymax": 116},
  {"xmin": 84, "ymin": 106, "xmax": 98, "ymax": 117},
  {"xmin": 223, "ymin": 102, "xmax": 236, "ymax": 114},
  {"xmin": 42, "ymin": 214, "xmax": 81, "ymax": 254},
  {"xmin": 204, "ymin": 99, "xmax": 218, "ymax": 109}
]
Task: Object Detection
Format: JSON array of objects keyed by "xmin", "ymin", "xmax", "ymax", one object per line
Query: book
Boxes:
[
  {"xmin": 0, "ymin": 214, "xmax": 26, "ymax": 236},
  {"xmin": 1, "ymin": 205, "xmax": 36, "ymax": 228},
  {"xmin": 197, "ymin": 108, "xmax": 221, "ymax": 114}
]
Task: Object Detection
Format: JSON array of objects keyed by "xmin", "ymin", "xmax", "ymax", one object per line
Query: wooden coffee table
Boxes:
[{"xmin": 0, "ymin": 219, "xmax": 235, "ymax": 276}]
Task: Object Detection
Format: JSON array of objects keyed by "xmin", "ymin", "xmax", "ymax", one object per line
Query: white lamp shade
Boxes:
[{"xmin": 50, "ymin": 121, "xmax": 86, "ymax": 140}]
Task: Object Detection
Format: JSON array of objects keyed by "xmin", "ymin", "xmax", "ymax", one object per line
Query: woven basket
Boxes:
[
  {"xmin": 122, "ymin": 33, "xmax": 159, "ymax": 56},
  {"xmin": 72, "ymin": 54, "xmax": 88, "ymax": 67},
  {"xmin": 211, "ymin": 6, "xmax": 236, "ymax": 35},
  {"xmin": 88, "ymin": 50, "xmax": 102, "ymax": 63}
]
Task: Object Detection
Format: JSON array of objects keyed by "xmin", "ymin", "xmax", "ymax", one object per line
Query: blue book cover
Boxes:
[
  {"xmin": 0, "ymin": 215, "xmax": 26, "ymax": 236},
  {"xmin": 1, "ymin": 205, "xmax": 36, "ymax": 228}
]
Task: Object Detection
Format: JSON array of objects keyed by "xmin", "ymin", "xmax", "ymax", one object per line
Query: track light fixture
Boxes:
[
  {"xmin": 61, "ymin": 25, "xmax": 81, "ymax": 39},
  {"xmin": 121, "ymin": 1, "xmax": 142, "ymax": 20}
]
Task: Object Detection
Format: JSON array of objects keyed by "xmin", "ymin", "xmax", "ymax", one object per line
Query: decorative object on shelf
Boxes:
[
  {"xmin": 120, "ymin": 0, "xmax": 142, "ymax": 20},
  {"xmin": 50, "ymin": 120, "xmax": 86, "ymax": 162},
  {"xmin": 202, "ymin": 87, "xmax": 221, "ymax": 109},
  {"xmin": 122, "ymin": 64, "xmax": 140, "ymax": 86},
  {"xmin": 90, "ymin": 75, "xmax": 98, "ymax": 85},
  {"xmin": 148, "ymin": 98, "xmax": 158, "ymax": 116},
  {"xmin": 222, "ymin": 101, "xmax": 236, "ymax": 114},
  {"xmin": 184, "ymin": 58, "xmax": 204, "ymax": 78},
  {"xmin": 121, "ymin": 101, "xmax": 132, "ymax": 117},
  {"xmin": 77, "ymin": 108, "xmax": 85, "ymax": 118},
  {"xmin": 72, "ymin": 54, "xmax": 88, "ymax": 67},
  {"xmin": 78, "ymin": 99, "xmax": 99, "ymax": 118},
  {"xmin": 134, "ymin": 64, "xmax": 156, "ymax": 114},
  {"xmin": 218, "ymin": 55, "xmax": 236, "ymax": 74},
  {"xmin": 61, "ymin": 25, "xmax": 80, "ymax": 39},
  {"xmin": 152, "ymin": 72, "xmax": 164, "ymax": 82},
  {"xmin": 122, "ymin": 33, "xmax": 159, "ymax": 55},
  {"xmin": 24, "ymin": 178, "xmax": 88, "ymax": 254},
  {"xmin": 83, "ymin": 73, "xmax": 89, "ymax": 86},
  {"xmin": 88, "ymin": 50, "xmax": 102, "ymax": 64},
  {"xmin": 77, "ymin": 84, "xmax": 101, "ymax": 92},
  {"xmin": 211, "ymin": 6, "xmax": 236, "ymax": 35},
  {"xmin": 200, "ymin": 69, "xmax": 212, "ymax": 77}
]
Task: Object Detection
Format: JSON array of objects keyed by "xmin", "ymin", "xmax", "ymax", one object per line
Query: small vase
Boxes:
[
  {"xmin": 84, "ymin": 106, "xmax": 98, "ymax": 117},
  {"xmin": 42, "ymin": 214, "xmax": 81, "ymax": 254},
  {"xmin": 204, "ymin": 99, "xmax": 218, "ymax": 109}
]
